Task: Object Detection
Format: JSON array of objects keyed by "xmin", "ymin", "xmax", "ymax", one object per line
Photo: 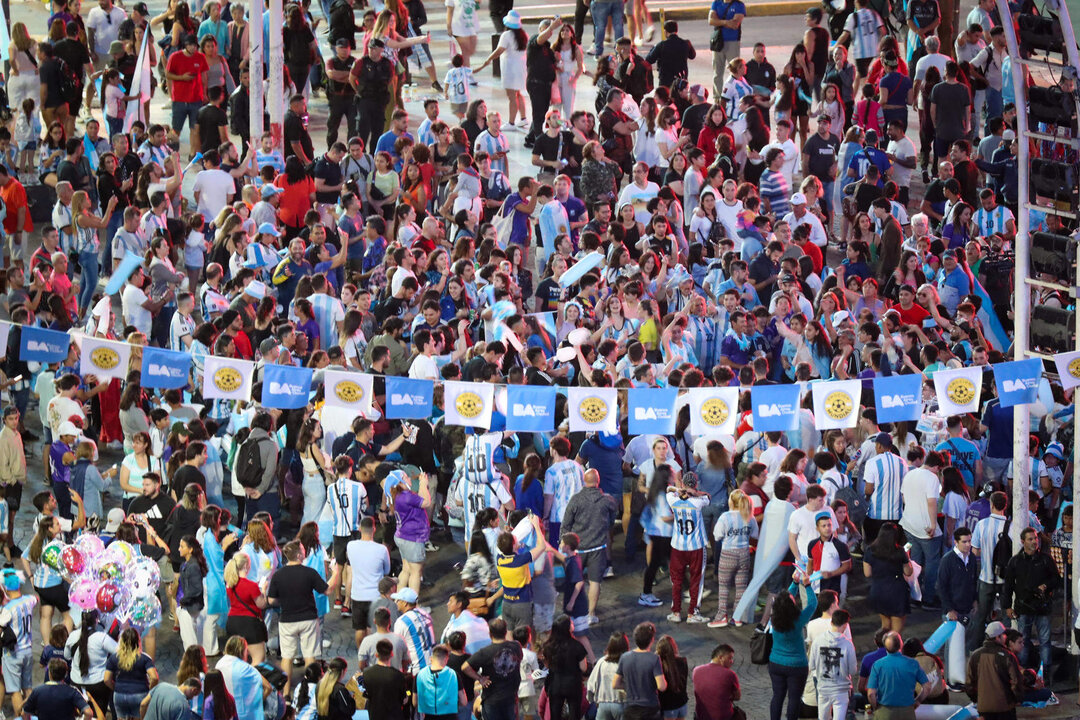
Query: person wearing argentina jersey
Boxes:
[
  {"xmin": 543, "ymin": 437, "xmax": 583, "ymax": 543},
  {"xmin": 0, "ymin": 568, "xmax": 38, "ymax": 717},
  {"xmin": 454, "ymin": 431, "xmax": 514, "ymax": 543},
  {"xmin": 21, "ymin": 515, "xmax": 72, "ymax": 649},
  {"xmin": 391, "ymin": 587, "xmax": 436, "ymax": 675},
  {"xmin": 327, "ymin": 455, "xmax": 368, "ymax": 618},
  {"xmin": 666, "ymin": 474, "xmax": 710, "ymax": 624},
  {"xmin": 972, "ymin": 188, "xmax": 1015, "ymax": 241},
  {"xmin": 970, "ymin": 490, "xmax": 1009, "ymax": 643},
  {"xmin": 862, "ymin": 433, "xmax": 908, "ymax": 547}
]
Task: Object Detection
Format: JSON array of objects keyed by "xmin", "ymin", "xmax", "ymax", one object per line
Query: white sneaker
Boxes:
[
  {"xmin": 501, "ymin": 123, "xmax": 518, "ymax": 131},
  {"xmin": 707, "ymin": 615, "xmax": 729, "ymax": 629},
  {"xmin": 687, "ymin": 611, "xmax": 707, "ymax": 624},
  {"xmin": 638, "ymin": 593, "xmax": 663, "ymax": 607},
  {"xmin": 666, "ymin": 612, "xmax": 683, "ymax": 623}
]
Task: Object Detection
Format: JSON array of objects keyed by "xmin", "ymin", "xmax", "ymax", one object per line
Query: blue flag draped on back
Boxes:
[
  {"xmin": 873, "ymin": 373, "xmax": 923, "ymax": 423},
  {"xmin": 83, "ymin": 133, "xmax": 99, "ymax": 172},
  {"xmin": 385, "ymin": 377, "xmax": 434, "ymax": 419},
  {"xmin": 751, "ymin": 384, "xmax": 800, "ymax": 431},
  {"xmin": 505, "ymin": 385, "xmax": 556, "ymax": 432},
  {"xmin": 628, "ymin": 388, "xmax": 678, "ymax": 435},
  {"xmin": 104, "ymin": 252, "xmax": 145, "ymax": 296},
  {"xmin": 141, "ymin": 346, "xmax": 192, "ymax": 389},
  {"xmin": 262, "ymin": 364, "xmax": 313, "ymax": 409},
  {"xmin": 994, "ymin": 358, "xmax": 1042, "ymax": 407},
  {"xmin": 19, "ymin": 326, "xmax": 68, "ymax": 362}
]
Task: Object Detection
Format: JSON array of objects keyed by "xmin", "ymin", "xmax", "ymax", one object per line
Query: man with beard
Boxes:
[
  {"xmin": 271, "ymin": 238, "xmax": 314, "ymax": 310},
  {"xmin": 112, "ymin": 132, "xmax": 142, "ymax": 184}
]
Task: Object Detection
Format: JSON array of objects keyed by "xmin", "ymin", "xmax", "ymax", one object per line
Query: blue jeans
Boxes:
[
  {"xmin": 106, "ymin": 116, "xmax": 124, "ymax": 138},
  {"xmin": 482, "ymin": 699, "xmax": 518, "ymax": 720},
  {"xmin": 590, "ymin": 1, "xmax": 624, "ymax": 55},
  {"xmin": 245, "ymin": 487, "xmax": 281, "ymax": 527},
  {"xmin": 908, "ymin": 533, "xmax": 942, "ymax": 606},
  {"xmin": 983, "ymin": 87, "xmax": 1003, "ymax": 133},
  {"xmin": 171, "ymin": 101, "xmax": 201, "ymax": 134},
  {"xmin": 1017, "ymin": 613, "xmax": 1052, "ymax": 671},
  {"xmin": 103, "ymin": 207, "xmax": 123, "ymax": 270},
  {"xmin": 768, "ymin": 662, "xmax": 808, "ymax": 720},
  {"xmin": 78, "ymin": 249, "xmax": 99, "ymax": 316}
]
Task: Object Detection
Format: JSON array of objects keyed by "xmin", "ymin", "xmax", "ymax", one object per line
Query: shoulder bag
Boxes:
[{"xmin": 749, "ymin": 622, "xmax": 772, "ymax": 664}]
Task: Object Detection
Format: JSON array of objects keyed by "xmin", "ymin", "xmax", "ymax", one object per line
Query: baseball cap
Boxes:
[
  {"xmin": 814, "ymin": 511, "xmax": 832, "ymax": 524},
  {"xmin": 58, "ymin": 421, "xmax": 79, "ymax": 438},
  {"xmin": 105, "ymin": 508, "xmax": 126, "ymax": 533},
  {"xmin": 257, "ymin": 222, "xmax": 281, "ymax": 237},
  {"xmin": 260, "ymin": 185, "xmax": 282, "ymax": 199},
  {"xmin": 259, "ymin": 338, "xmax": 278, "ymax": 355},
  {"xmin": 779, "ymin": 273, "xmax": 797, "ymax": 283},
  {"xmin": 391, "ymin": 587, "xmax": 419, "ymax": 604},
  {"xmin": 790, "ymin": 192, "xmax": 807, "ymax": 206},
  {"xmin": 832, "ymin": 310, "xmax": 853, "ymax": 326},
  {"xmin": 985, "ymin": 621, "xmax": 1007, "ymax": 639},
  {"xmin": 109, "ymin": 40, "xmax": 125, "ymax": 55},
  {"xmin": 368, "ymin": 37, "xmax": 385, "ymax": 49},
  {"xmin": 873, "ymin": 432, "xmax": 892, "ymax": 447},
  {"xmin": 690, "ymin": 84, "xmax": 707, "ymax": 101},
  {"xmin": 1002, "ymin": 129, "xmax": 1016, "ymax": 141},
  {"xmin": 334, "ymin": 38, "xmax": 351, "ymax": 48},
  {"xmin": 942, "ymin": 249, "xmax": 958, "ymax": 260}
]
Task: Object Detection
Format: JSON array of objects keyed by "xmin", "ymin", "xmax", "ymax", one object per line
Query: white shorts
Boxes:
[{"xmin": 571, "ymin": 615, "xmax": 592, "ymax": 634}]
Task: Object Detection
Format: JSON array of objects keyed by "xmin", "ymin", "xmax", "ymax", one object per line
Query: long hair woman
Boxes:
[
  {"xmin": 105, "ymin": 628, "xmax": 158, "ymax": 720},
  {"xmin": 176, "ymin": 645, "xmax": 207, "ymax": 719},
  {"xmin": 72, "ymin": 190, "xmax": 119, "ymax": 318},
  {"xmin": 656, "ymin": 636, "xmax": 689, "ymax": 720},
  {"xmin": 541, "ymin": 615, "xmax": 589, "ymax": 720},
  {"xmin": 202, "ymin": 669, "xmax": 238, "ymax": 720},
  {"xmin": 586, "ymin": 633, "xmax": 628, "ymax": 720},
  {"xmin": 298, "ymin": 417, "xmax": 332, "ymax": 526},
  {"xmin": 68, "ymin": 610, "xmax": 117, "ymax": 718},
  {"xmin": 711, "ymin": 489, "xmax": 757, "ymax": 628},
  {"xmin": 863, "ymin": 521, "xmax": 913, "ymax": 632},
  {"xmin": 7, "ymin": 22, "xmax": 40, "ymax": 112},
  {"xmin": 391, "ymin": 471, "xmax": 434, "ymax": 596},
  {"xmin": 224, "ymin": 553, "xmax": 269, "ymax": 664},
  {"xmin": 767, "ymin": 573, "xmax": 817, "ymax": 720},
  {"xmin": 177, "ymin": 535, "xmax": 210, "ymax": 651},
  {"xmin": 639, "ymin": 463, "xmax": 675, "ymax": 608},
  {"xmin": 24, "ymin": 515, "xmax": 74, "ymax": 643},
  {"xmin": 316, "ymin": 656, "xmax": 356, "ymax": 720}
]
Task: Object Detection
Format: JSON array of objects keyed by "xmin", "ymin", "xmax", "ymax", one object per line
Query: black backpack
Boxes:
[
  {"xmin": 56, "ymin": 57, "xmax": 81, "ymax": 105},
  {"xmin": 0, "ymin": 622, "xmax": 15, "ymax": 652},
  {"xmin": 236, "ymin": 435, "xmax": 266, "ymax": 489},
  {"xmin": 991, "ymin": 518, "xmax": 1012, "ymax": 582}
]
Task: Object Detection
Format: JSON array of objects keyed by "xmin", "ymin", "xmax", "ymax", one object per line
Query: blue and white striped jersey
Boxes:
[
  {"xmin": 327, "ymin": 478, "xmax": 367, "ymax": 538},
  {"xmin": 973, "ymin": 205, "xmax": 1014, "ymax": 239},
  {"xmin": 668, "ymin": 490, "xmax": 709, "ymax": 551},
  {"xmin": 971, "ymin": 513, "xmax": 1008, "ymax": 584},
  {"xmin": 0, "ymin": 595, "xmax": 38, "ymax": 654},
  {"xmin": 713, "ymin": 510, "xmax": 758, "ymax": 550},
  {"xmin": 864, "ymin": 452, "xmax": 908, "ymax": 520},
  {"xmin": 544, "ymin": 460, "xmax": 584, "ymax": 524},
  {"xmin": 641, "ymin": 493, "xmax": 674, "ymax": 538},
  {"xmin": 169, "ymin": 312, "xmax": 196, "ymax": 352},
  {"xmin": 844, "ymin": 8, "xmax": 884, "ymax": 59},
  {"xmin": 474, "ymin": 130, "xmax": 510, "ymax": 175},
  {"xmin": 310, "ymin": 293, "xmax": 346, "ymax": 349},
  {"xmin": 394, "ymin": 608, "xmax": 436, "ymax": 674},
  {"xmin": 457, "ymin": 433, "xmax": 511, "ymax": 538}
]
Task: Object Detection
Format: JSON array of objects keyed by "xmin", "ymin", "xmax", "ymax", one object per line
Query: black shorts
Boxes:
[
  {"xmin": 226, "ymin": 614, "xmax": 269, "ymax": 645},
  {"xmin": 581, "ymin": 546, "xmax": 609, "ymax": 581},
  {"xmin": 4, "ymin": 483, "xmax": 23, "ymax": 515},
  {"xmin": 36, "ymin": 582, "xmax": 70, "ymax": 612},
  {"xmin": 351, "ymin": 601, "xmax": 373, "ymax": 631},
  {"xmin": 334, "ymin": 534, "xmax": 358, "ymax": 566},
  {"xmin": 855, "ymin": 57, "xmax": 872, "ymax": 76}
]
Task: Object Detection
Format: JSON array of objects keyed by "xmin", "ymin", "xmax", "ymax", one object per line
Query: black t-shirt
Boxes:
[
  {"xmin": 313, "ymin": 155, "xmax": 344, "ymax": 204},
  {"xmin": 54, "ymin": 38, "xmax": 90, "ymax": 87},
  {"xmin": 126, "ymin": 492, "xmax": 177, "ymax": 543},
  {"xmin": 22, "ymin": 682, "xmax": 88, "ymax": 718},
  {"xmin": 467, "ymin": 640, "xmax": 523, "ymax": 705},
  {"xmin": 327, "ymin": 55, "xmax": 356, "ymax": 95},
  {"xmin": 39, "ymin": 58, "xmax": 67, "ymax": 109},
  {"xmin": 446, "ymin": 653, "xmax": 474, "ymax": 703},
  {"xmin": 546, "ymin": 639, "xmax": 587, "ymax": 694},
  {"xmin": 196, "ymin": 104, "xmax": 228, "ymax": 150},
  {"xmin": 802, "ymin": 132, "xmax": 841, "ymax": 181},
  {"xmin": 57, "ymin": 159, "xmax": 91, "ymax": 192},
  {"xmin": 681, "ymin": 103, "xmax": 710, "ymax": 139},
  {"xmin": 171, "ymin": 465, "xmax": 206, "ymax": 494},
  {"xmin": 929, "ymin": 81, "xmax": 970, "ymax": 142},
  {"xmin": 907, "ymin": 0, "xmax": 940, "ymax": 33},
  {"xmin": 284, "ymin": 110, "xmax": 315, "ymax": 161},
  {"xmin": 363, "ymin": 665, "xmax": 409, "ymax": 720},
  {"xmin": 534, "ymin": 277, "xmax": 562, "ymax": 313},
  {"xmin": 284, "ymin": 25, "xmax": 316, "ymax": 66},
  {"xmin": 525, "ymin": 38, "xmax": 556, "ymax": 85},
  {"xmin": 531, "ymin": 131, "xmax": 563, "ymax": 164},
  {"xmin": 266, "ymin": 563, "xmax": 328, "ymax": 622}
]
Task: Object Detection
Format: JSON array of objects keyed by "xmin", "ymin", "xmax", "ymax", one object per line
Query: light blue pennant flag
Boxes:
[
  {"xmin": 104, "ymin": 251, "xmax": 145, "ymax": 296},
  {"xmin": 83, "ymin": 131, "xmax": 99, "ymax": 172},
  {"xmin": 628, "ymin": 388, "xmax": 677, "ymax": 435},
  {"xmin": 262, "ymin": 364, "xmax": 313, "ymax": 409},
  {"xmin": 751, "ymin": 384, "xmax": 800, "ymax": 432},
  {"xmin": 19, "ymin": 326, "xmax": 69, "ymax": 363},
  {"xmin": 504, "ymin": 385, "xmax": 557, "ymax": 433},
  {"xmin": 385, "ymin": 377, "xmax": 434, "ymax": 419},
  {"xmin": 994, "ymin": 358, "xmax": 1042, "ymax": 408},
  {"xmin": 141, "ymin": 346, "xmax": 192, "ymax": 389},
  {"xmin": 873, "ymin": 373, "xmax": 924, "ymax": 423}
]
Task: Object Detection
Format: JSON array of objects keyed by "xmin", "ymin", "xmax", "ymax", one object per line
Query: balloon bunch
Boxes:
[{"xmin": 49, "ymin": 535, "xmax": 163, "ymax": 630}]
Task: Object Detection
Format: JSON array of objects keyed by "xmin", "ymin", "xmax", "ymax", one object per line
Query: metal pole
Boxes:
[
  {"xmin": 268, "ymin": 0, "xmax": 285, "ymax": 152},
  {"xmin": 249, "ymin": 0, "xmax": 265, "ymax": 144},
  {"xmin": 996, "ymin": 0, "xmax": 1030, "ymax": 545}
]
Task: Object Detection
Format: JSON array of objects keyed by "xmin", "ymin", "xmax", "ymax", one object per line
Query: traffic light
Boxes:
[{"xmin": 1031, "ymin": 231, "xmax": 1077, "ymax": 285}]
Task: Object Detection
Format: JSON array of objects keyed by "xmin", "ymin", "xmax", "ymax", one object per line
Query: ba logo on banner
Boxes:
[
  {"xmin": 881, "ymin": 394, "xmax": 914, "ymax": 408},
  {"xmin": 392, "ymin": 393, "xmax": 426, "ymax": 405},
  {"xmin": 28, "ymin": 340, "xmax": 61, "ymax": 353},
  {"xmin": 1002, "ymin": 379, "xmax": 1036, "ymax": 393},
  {"xmin": 148, "ymin": 364, "xmax": 184, "ymax": 379},
  {"xmin": 269, "ymin": 381, "xmax": 305, "ymax": 396},
  {"xmin": 758, "ymin": 403, "xmax": 791, "ymax": 417},
  {"xmin": 634, "ymin": 407, "xmax": 671, "ymax": 421},
  {"xmin": 512, "ymin": 403, "xmax": 549, "ymax": 417}
]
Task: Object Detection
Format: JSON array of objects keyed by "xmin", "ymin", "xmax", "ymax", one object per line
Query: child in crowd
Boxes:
[
  {"xmin": 0, "ymin": 127, "xmax": 21, "ymax": 179},
  {"xmin": 514, "ymin": 625, "xmax": 539, "ymax": 720},
  {"xmin": 183, "ymin": 213, "xmax": 208, "ymax": 290},
  {"xmin": 444, "ymin": 54, "xmax": 471, "ymax": 119}
]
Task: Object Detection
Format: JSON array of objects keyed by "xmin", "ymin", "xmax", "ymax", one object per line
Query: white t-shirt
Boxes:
[
  {"xmin": 789, "ymin": 505, "xmax": 838, "ymax": 559},
  {"xmin": 899, "ymin": 467, "xmax": 942, "ymax": 539},
  {"xmin": 715, "ymin": 199, "xmax": 743, "ymax": 247},
  {"xmin": 193, "ymin": 168, "xmax": 236, "ymax": 220},
  {"xmin": 122, "ymin": 283, "xmax": 152, "ymax": 335},
  {"xmin": 86, "ymin": 6, "xmax": 127, "ymax": 55},
  {"xmin": 346, "ymin": 539, "xmax": 391, "ymax": 601},
  {"xmin": 886, "ymin": 136, "xmax": 916, "ymax": 188},
  {"xmin": 914, "ymin": 53, "xmax": 950, "ymax": 82},
  {"xmin": 104, "ymin": 84, "xmax": 126, "ymax": 120},
  {"xmin": 408, "ymin": 353, "xmax": 439, "ymax": 381}
]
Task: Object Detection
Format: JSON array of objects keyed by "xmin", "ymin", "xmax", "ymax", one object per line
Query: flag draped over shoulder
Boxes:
[{"xmin": 124, "ymin": 30, "xmax": 153, "ymax": 132}]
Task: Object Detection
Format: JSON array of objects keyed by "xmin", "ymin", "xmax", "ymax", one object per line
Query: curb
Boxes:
[{"xmin": 519, "ymin": 0, "xmax": 817, "ymax": 24}]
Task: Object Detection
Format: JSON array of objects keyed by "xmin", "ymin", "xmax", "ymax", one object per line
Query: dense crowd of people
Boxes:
[{"xmin": 0, "ymin": 0, "xmax": 1076, "ymax": 718}]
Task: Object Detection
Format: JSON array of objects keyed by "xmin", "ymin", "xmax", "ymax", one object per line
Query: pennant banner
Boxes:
[
  {"xmin": 811, "ymin": 379, "xmax": 862, "ymax": 430},
  {"xmin": 202, "ymin": 356, "xmax": 255, "ymax": 401},
  {"xmin": 687, "ymin": 387, "xmax": 739, "ymax": 436},
  {"xmin": 505, "ymin": 385, "xmax": 557, "ymax": 433},
  {"xmin": 124, "ymin": 29, "xmax": 153, "ymax": 132},
  {"xmin": 19, "ymin": 325, "xmax": 69, "ymax": 363},
  {"xmin": 751, "ymin": 384, "xmax": 800, "ymax": 432},
  {"xmin": 103, "ymin": 251, "xmax": 145, "ymax": 296},
  {"xmin": 873, "ymin": 373, "xmax": 923, "ymax": 423},
  {"xmin": 567, "ymin": 387, "xmax": 618, "ymax": 434},
  {"xmin": 385, "ymin": 377, "xmax": 434, "ymax": 419},
  {"xmin": 263, "ymin": 364, "xmax": 314, "ymax": 409},
  {"xmin": 934, "ymin": 366, "xmax": 983, "ymax": 416},
  {"xmin": 994, "ymin": 358, "xmax": 1042, "ymax": 408},
  {"xmin": 141, "ymin": 346, "xmax": 192, "ymax": 389},
  {"xmin": 444, "ymin": 380, "xmax": 495, "ymax": 429},
  {"xmin": 628, "ymin": 388, "xmax": 678, "ymax": 435},
  {"xmin": 323, "ymin": 370, "xmax": 374, "ymax": 415},
  {"xmin": 0, "ymin": 321, "xmax": 12, "ymax": 357},
  {"xmin": 79, "ymin": 336, "xmax": 132, "ymax": 381},
  {"xmin": 1054, "ymin": 350, "xmax": 1080, "ymax": 390}
]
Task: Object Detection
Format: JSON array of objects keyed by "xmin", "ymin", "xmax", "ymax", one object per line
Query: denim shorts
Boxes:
[
  {"xmin": 395, "ymin": 536, "xmax": 426, "ymax": 563},
  {"xmin": 114, "ymin": 691, "xmax": 147, "ymax": 718}
]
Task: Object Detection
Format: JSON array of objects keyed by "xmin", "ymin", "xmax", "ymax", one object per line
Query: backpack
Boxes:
[
  {"xmin": 990, "ymin": 518, "xmax": 1012, "ymax": 582},
  {"xmin": 492, "ymin": 196, "xmax": 517, "ymax": 249},
  {"xmin": 835, "ymin": 485, "xmax": 866, "ymax": 527},
  {"xmin": 0, "ymin": 622, "xmax": 15, "ymax": 652},
  {"xmin": 235, "ymin": 435, "xmax": 266, "ymax": 489},
  {"xmin": 255, "ymin": 662, "xmax": 287, "ymax": 720},
  {"xmin": 56, "ymin": 57, "xmax": 81, "ymax": 105}
]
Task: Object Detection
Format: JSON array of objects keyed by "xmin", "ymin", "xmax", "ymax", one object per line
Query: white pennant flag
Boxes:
[
  {"xmin": 934, "ymin": 366, "xmax": 984, "ymax": 416},
  {"xmin": 202, "ymin": 356, "xmax": 255, "ymax": 401},
  {"xmin": 1054, "ymin": 349, "xmax": 1080, "ymax": 390},
  {"xmin": 0, "ymin": 321, "xmax": 12, "ymax": 358},
  {"xmin": 567, "ymin": 387, "xmax": 618, "ymax": 434},
  {"xmin": 687, "ymin": 387, "xmax": 739, "ymax": 436},
  {"xmin": 79, "ymin": 336, "xmax": 132, "ymax": 381},
  {"xmin": 124, "ymin": 30, "xmax": 153, "ymax": 132},
  {"xmin": 443, "ymin": 381, "xmax": 495, "ymax": 429},
  {"xmin": 811, "ymin": 379, "xmax": 862, "ymax": 430},
  {"xmin": 322, "ymin": 370, "xmax": 373, "ymax": 414}
]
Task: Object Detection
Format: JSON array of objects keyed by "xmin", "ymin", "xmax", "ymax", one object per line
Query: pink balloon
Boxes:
[{"xmin": 68, "ymin": 576, "xmax": 100, "ymax": 611}]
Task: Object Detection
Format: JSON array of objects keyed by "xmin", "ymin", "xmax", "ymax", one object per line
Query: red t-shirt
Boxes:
[
  {"xmin": 228, "ymin": 578, "xmax": 263, "ymax": 618},
  {"xmin": 166, "ymin": 50, "xmax": 209, "ymax": 103},
  {"xmin": 0, "ymin": 180, "xmax": 32, "ymax": 234},
  {"xmin": 893, "ymin": 301, "xmax": 930, "ymax": 327}
]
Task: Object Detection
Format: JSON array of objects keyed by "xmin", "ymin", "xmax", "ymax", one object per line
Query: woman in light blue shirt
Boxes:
[{"xmin": 712, "ymin": 490, "xmax": 758, "ymax": 628}]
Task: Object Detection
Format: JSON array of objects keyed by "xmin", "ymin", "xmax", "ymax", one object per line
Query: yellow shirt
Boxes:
[{"xmin": 639, "ymin": 317, "xmax": 659, "ymax": 350}]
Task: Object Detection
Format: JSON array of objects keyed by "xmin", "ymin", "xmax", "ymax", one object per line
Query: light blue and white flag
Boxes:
[
  {"xmin": 83, "ymin": 133, "xmax": 99, "ymax": 172},
  {"xmin": 873, "ymin": 373, "xmax": 923, "ymax": 423},
  {"xmin": 263, "ymin": 364, "xmax": 313, "ymax": 409},
  {"xmin": 993, "ymin": 358, "xmax": 1042, "ymax": 408}
]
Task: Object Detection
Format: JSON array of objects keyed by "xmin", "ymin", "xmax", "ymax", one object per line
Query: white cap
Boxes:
[
  {"xmin": 58, "ymin": 421, "xmax": 79, "ymax": 438},
  {"xmin": 790, "ymin": 192, "xmax": 807, "ymax": 206}
]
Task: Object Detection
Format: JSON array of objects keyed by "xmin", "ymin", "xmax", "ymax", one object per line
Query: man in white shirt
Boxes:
[
  {"xmin": 407, "ymin": 329, "xmax": 439, "ymax": 380},
  {"xmin": 52, "ymin": 183, "xmax": 75, "ymax": 257},
  {"xmin": 782, "ymin": 195, "xmax": 828, "ymax": 249},
  {"xmin": 759, "ymin": 432, "xmax": 788, "ymax": 496},
  {"xmin": 346, "ymin": 516, "xmax": 391, "ymax": 647},
  {"xmin": 762, "ymin": 119, "xmax": 800, "ymax": 189},
  {"xmin": 913, "ymin": 35, "xmax": 950, "ymax": 99},
  {"xmin": 884, "ymin": 120, "xmax": 917, "ymax": 206},
  {"xmin": 617, "ymin": 162, "xmax": 660, "ymax": 225},
  {"xmin": 192, "ymin": 150, "xmax": 236, "ymax": 220},
  {"xmin": 86, "ymin": 0, "xmax": 128, "ymax": 63},
  {"xmin": 899, "ymin": 451, "xmax": 945, "ymax": 609},
  {"xmin": 121, "ymin": 266, "xmax": 168, "ymax": 336},
  {"xmin": 788, "ymin": 485, "xmax": 837, "ymax": 559}
]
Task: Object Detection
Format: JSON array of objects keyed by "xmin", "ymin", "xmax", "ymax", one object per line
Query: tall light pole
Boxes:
[
  {"xmin": 249, "ymin": 0, "xmax": 264, "ymax": 144},
  {"xmin": 268, "ymin": 0, "xmax": 285, "ymax": 151}
]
